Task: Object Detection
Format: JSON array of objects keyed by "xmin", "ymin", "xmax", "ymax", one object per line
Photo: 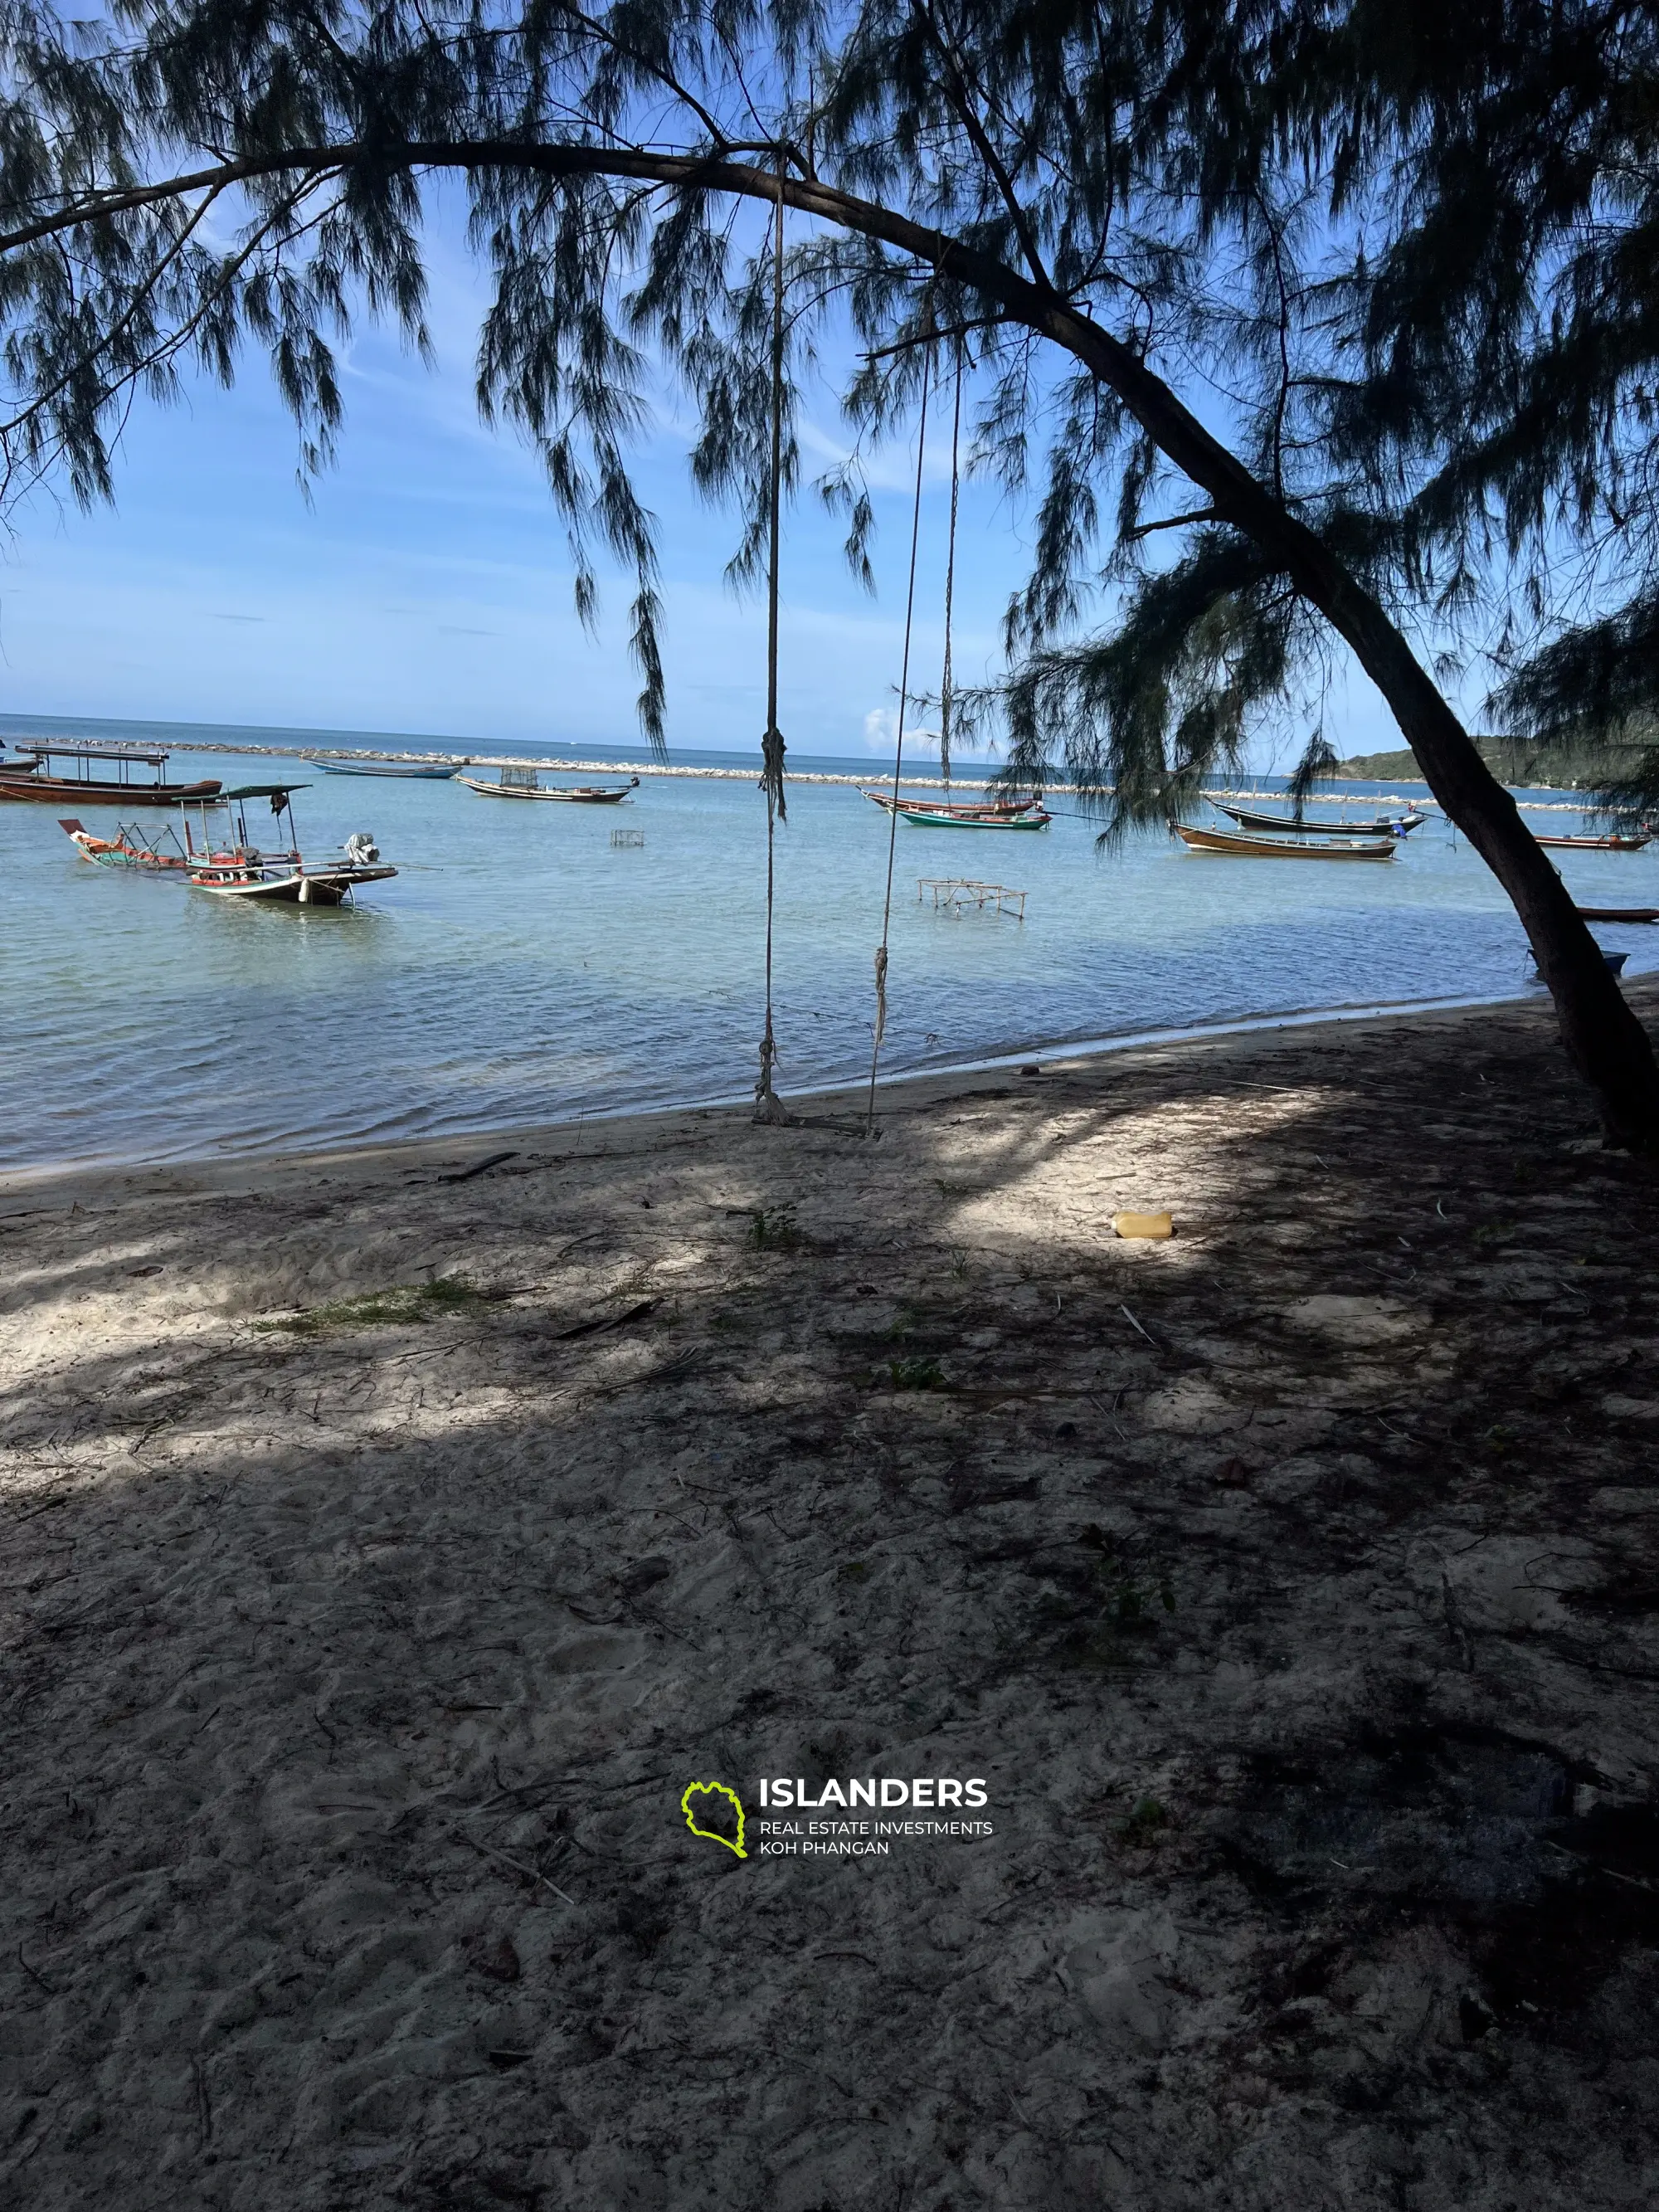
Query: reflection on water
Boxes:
[{"xmin": 3, "ymin": 748, "xmax": 1654, "ymax": 1171}]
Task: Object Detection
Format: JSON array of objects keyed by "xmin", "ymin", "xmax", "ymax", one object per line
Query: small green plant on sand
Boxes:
[
  {"xmin": 747, "ymin": 1204, "xmax": 801, "ymax": 1251},
  {"xmin": 1119, "ymin": 1797, "xmax": 1168, "ymax": 1844},
  {"xmin": 255, "ymin": 1277, "xmax": 485, "ymax": 1336},
  {"xmin": 887, "ymin": 1355, "xmax": 946, "ymax": 1391}
]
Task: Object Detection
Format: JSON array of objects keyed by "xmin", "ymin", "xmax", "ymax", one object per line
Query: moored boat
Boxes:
[
  {"xmin": 897, "ymin": 801, "xmax": 1052, "ymax": 830},
  {"xmin": 457, "ymin": 767, "xmax": 640, "ymax": 802},
  {"xmin": 1219, "ymin": 803, "xmax": 1426, "ymax": 837},
  {"xmin": 59, "ymin": 816, "xmax": 193, "ymax": 871},
  {"xmin": 0, "ymin": 741, "xmax": 221, "ymax": 805},
  {"xmin": 182, "ymin": 785, "xmax": 397, "ymax": 905},
  {"xmin": 1534, "ymin": 830, "xmax": 1652, "ymax": 850},
  {"xmin": 1176, "ymin": 822, "xmax": 1396, "ymax": 860},
  {"xmin": 1575, "ymin": 905, "xmax": 1659, "ymax": 923},
  {"xmin": 863, "ymin": 787, "xmax": 1039, "ymax": 820},
  {"xmin": 319, "ymin": 759, "xmax": 460, "ymax": 780}
]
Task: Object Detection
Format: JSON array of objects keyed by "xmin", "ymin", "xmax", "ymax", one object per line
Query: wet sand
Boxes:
[{"xmin": 2, "ymin": 984, "xmax": 1657, "ymax": 2210}]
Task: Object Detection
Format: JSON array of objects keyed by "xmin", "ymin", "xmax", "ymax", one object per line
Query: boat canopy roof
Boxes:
[
  {"xmin": 19, "ymin": 741, "xmax": 171, "ymax": 764},
  {"xmin": 221, "ymin": 782, "xmax": 308, "ymax": 799}
]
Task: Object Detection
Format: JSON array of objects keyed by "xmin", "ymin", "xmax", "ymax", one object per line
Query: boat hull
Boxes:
[
  {"xmin": 188, "ymin": 865, "xmax": 397, "ymax": 905},
  {"xmin": 897, "ymin": 806, "xmax": 1051, "ymax": 831},
  {"xmin": 61, "ymin": 819, "xmax": 188, "ymax": 872},
  {"xmin": 457, "ymin": 775, "xmax": 639, "ymax": 802},
  {"xmin": 1, "ymin": 771, "xmax": 222, "ymax": 805},
  {"xmin": 1177, "ymin": 823, "xmax": 1396, "ymax": 860},
  {"xmin": 1535, "ymin": 832, "xmax": 1652, "ymax": 850},
  {"xmin": 864, "ymin": 787, "xmax": 1038, "ymax": 819},
  {"xmin": 1575, "ymin": 905, "xmax": 1659, "ymax": 923},
  {"xmin": 319, "ymin": 761, "xmax": 460, "ymax": 780},
  {"xmin": 1221, "ymin": 805, "xmax": 1424, "ymax": 837}
]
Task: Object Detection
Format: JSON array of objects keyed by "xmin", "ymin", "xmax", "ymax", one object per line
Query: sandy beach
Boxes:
[{"xmin": 3, "ymin": 983, "xmax": 1657, "ymax": 2210}]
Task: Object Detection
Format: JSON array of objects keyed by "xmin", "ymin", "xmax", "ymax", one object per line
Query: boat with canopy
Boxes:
[
  {"xmin": 61, "ymin": 783, "xmax": 397, "ymax": 903},
  {"xmin": 1533, "ymin": 830, "xmax": 1652, "ymax": 850},
  {"xmin": 0, "ymin": 741, "xmax": 221, "ymax": 805},
  {"xmin": 183, "ymin": 785, "xmax": 397, "ymax": 904}
]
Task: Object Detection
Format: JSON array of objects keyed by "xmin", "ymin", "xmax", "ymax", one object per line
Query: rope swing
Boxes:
[
  {"xmin": 864, "ymin": 346, "xmax": 933, "ymax": 1134},
  {"xmin": 939, "ymin": 348, "xmax": 963, "ymax": 791},
  {"xmin": 754, "ymin": 153, "xmax": 792, "ymax": 1127}
]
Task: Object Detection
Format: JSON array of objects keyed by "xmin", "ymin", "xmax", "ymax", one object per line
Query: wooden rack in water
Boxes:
[{"xmin": 918, "ymin": 877, "xmax": 1027, "ymax": 920}]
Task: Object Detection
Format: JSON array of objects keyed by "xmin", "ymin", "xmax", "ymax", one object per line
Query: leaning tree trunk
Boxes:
[
  {"xmin": 1000, "ymin": 274, "xmax": 1659, "ymax": 1152},
  {"xmin": 747, "ymin": 169, "xmax": 1659, "ymax": 1151},
  {"xmin": 1326, "ymin": 595, "xmax": 1659, "ymax": 1151}
]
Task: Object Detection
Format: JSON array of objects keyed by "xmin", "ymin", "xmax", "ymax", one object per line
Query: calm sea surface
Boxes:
[{"xmin": 3, "ymin": 718, "xmax": 1655, "ymax": 1172}]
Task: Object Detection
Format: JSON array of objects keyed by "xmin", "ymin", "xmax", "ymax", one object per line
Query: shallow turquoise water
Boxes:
[{"xmin": 3, "ymin": 735, "xmax": 1655, "ymax": 1172}]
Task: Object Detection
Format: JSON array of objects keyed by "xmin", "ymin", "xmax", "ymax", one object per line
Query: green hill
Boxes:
[{"xmin": 1335, "ymin": 733, "xmax": 1654, "ymax": 792}]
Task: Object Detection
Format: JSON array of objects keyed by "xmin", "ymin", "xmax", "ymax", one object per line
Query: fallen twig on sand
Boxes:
[{"xmin": 454, "ymin": 1828, "xmax": 578, "ymax": 1907}]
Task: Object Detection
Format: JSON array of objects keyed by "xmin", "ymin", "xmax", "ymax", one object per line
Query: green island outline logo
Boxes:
[{"xmin": 681, "ymin": 1779, "xmax": 747, "ymax": 1859}]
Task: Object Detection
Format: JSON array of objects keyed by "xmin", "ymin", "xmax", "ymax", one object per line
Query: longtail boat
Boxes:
[
  {"xmin": 0, "ymin": 741, "xmax": 221, "ymax": 805},
  {"xmin": 60, "ymin": 816, "xmax": 194, "ymax": 871},
  {"xmin": 863, "ymin": 787, "xmax": 1038, "ymax": 820},
  {"xmin": 458, "ymin": 766, "xmax": 640, "ymax": 801},
  {"xmin": 898, "ymin": 801, "xmax": 1051, "ymax": 831},
  {"xmin": 319, "ymin": 759, "xmax": 460, "ymax": 780},
  {"xmin": 1575, "ymin": 905, "xmax": 1659, "ymax": 923},
  {"xmin": 1534, "ymin": 830, "xmax": 1652, "ymax": 850},
  {"xmin": 1219, "ymin": 803, "xmax": 1426, "ymax": 837},
  {"xmin": 181, "ymin": 785, "xmax": 397, "ymax": 905},
  {"xmin": 1176, "ymin": 822, "xmax": 1396, "ymax": 860}
]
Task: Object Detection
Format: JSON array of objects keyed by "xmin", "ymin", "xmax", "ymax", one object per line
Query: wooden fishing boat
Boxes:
[
  {"xmin": 0, "ymin": 741, "xmax": 221, "ymax": 805},
  {"xmin": 1534, "ymin": 830, "xmax": 1652, "ymax": 850},
  {"xmin": 1176, "ymin": 822, "xmax": 1396, "ymax": 860},
  {"xmin": 894, "ymin": 797, "xmax": 1052, "ymax": 830},
  {"xmin": 1219, "ymin": 803, "xmax": 1426, "ymax": 837},
  {"xmin": 319, "ymin": 759, "xmax": 460, "ymax": 780},
  {"xmin": 1575, "ymin": 905, "xmax": 1659, "ymax": 923},
  {"xmin": 182, "ymin": 785, "xmax": 396, "ymax": 906},
  {"xmin": 458, "ymin": 766, "xmax": 640, "ymax": 802},
  {"xmin": 863, "ymin": 787, "xmax": 1038, "ymax": 820},
  {"xmin": 60, "ymin": 816, "xmax": 193, "ymax": 871}
]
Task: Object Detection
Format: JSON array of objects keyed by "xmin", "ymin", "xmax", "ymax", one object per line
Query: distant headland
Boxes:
[{"xmin": 1336, "ymin": 733, "xmax": 1652, "ymax": 792}]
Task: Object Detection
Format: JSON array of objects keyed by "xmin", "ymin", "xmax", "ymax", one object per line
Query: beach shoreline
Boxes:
[
  {"xmin": 3, "ymin": 978, "xmax": 1657, "ymax": 2208},
  {"xmin": 0, "ymin": 979, "xmax": 1603, "ymax": 1192}
]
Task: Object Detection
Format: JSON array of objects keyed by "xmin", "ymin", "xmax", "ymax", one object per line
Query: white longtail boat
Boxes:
[{"xmin": 1176, "ymin": 822, "xmax": 1396, "ymax": 861}]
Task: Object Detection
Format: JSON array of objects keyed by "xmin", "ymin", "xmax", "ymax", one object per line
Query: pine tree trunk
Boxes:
[
  {"xmin": 998, "ymin": 276, "xmax": 1659, "ymax": 1153},
  {"xmin": 1329, "ymin": 602, "xmax": 1659, "ymax": 1152}
]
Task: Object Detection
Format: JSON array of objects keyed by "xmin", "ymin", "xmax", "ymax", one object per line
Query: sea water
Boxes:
[{"xmin": 2, "ymin": 723, "xmax": 1655, "ymax": 1172}]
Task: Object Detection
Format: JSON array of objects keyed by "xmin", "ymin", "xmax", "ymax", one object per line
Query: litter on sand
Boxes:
[{"xmin": 1112, "ymin": 1211, "xmax": 1174, "ymax": 1240}]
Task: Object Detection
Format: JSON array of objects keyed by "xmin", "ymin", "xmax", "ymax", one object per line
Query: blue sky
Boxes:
[{"xmin": 0, "ymin": 215, "xmax": 1418, "ymax": 764}]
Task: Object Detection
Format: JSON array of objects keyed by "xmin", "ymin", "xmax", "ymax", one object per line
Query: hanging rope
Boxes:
[
  {"xmin": 865, "ymin": 349, "xmax": 932, "ymax": 1135},
  {"xmin": 755, "ymin": 151, "xmax": 792, "ymax": 1127},
  {"xmin": 939, "ymin": 348, "xmax": 962, "ymax": 790}
]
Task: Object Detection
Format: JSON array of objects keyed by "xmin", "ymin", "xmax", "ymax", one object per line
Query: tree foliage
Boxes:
[{"xmin": 1, "ymin": 3, "xmax": 1656, "ymax": 816}]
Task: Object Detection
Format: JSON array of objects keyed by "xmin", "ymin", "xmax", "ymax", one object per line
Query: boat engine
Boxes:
[{"xmin": 344, "ymin": 831, "xmax": 379, "ymax": 865}]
